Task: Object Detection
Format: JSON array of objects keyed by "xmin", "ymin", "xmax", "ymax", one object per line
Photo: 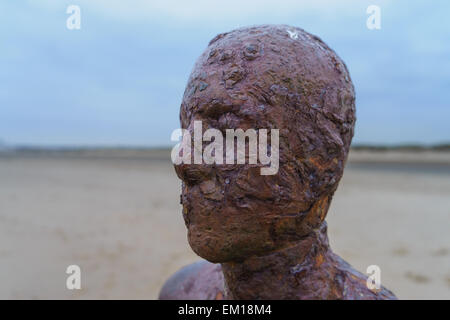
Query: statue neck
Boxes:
[{"xmin": 221, "ymin": 222, "xmax": 337, "ymax": 300}]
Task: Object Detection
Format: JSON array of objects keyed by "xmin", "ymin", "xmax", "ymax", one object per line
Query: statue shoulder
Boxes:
[
  {"xmin": 159, "ymin": 260, "xmax": 225, "ymax": 300},
  {"xmin": 331, "ymin": 253, "xmax": 397, "ymax": 300}
]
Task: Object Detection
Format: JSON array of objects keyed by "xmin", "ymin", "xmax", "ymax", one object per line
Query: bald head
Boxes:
[{"xmin": 175, "ymin": 25, "xmax": 356, "ymax": 262}]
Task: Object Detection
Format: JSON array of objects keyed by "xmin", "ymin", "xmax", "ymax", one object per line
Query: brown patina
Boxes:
[{"xmin": 159, "ymin": 24, "xmax": 396, "ymax": 300}]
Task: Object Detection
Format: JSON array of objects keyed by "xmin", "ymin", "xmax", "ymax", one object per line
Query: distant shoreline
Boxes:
[
  {"xmin": 1, "ymin": 146, "xmax": 450, "ymax": 169},
  {"xmin": 0, "ymin": 143, "xmax": 449, "ymax": 153},
  {"xmin": 351, "ymin": 143, "xmax": 450, "ymax": 152}
]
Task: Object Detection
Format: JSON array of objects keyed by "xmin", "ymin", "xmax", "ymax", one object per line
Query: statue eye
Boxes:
[{"xmin": 199, "ymin": 100, "xmax": 234, "ymax": 120}]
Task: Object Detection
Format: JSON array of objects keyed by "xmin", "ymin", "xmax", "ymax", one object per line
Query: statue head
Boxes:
[{"xmin": 174, "ymin": 25, "xmax": 356, "ymax": 263}]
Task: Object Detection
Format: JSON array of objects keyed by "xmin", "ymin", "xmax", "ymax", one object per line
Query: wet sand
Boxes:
[{"xmin": 0, "ymin": 150, "xmax": 449, "ymax": 299}]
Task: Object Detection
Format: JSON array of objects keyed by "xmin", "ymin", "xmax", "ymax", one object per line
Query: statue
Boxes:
[{"xmin": 159, "ymin": 25, "xmax": 396, "ymax": 300}]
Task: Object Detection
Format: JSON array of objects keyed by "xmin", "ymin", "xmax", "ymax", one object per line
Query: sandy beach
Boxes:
[{"xmin": 0, "ymin": 149, "xmax": 449, "ymax": 299}]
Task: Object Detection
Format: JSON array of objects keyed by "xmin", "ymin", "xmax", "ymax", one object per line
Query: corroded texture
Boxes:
[
  {"xmin": 160, "ymin": 25, "xmax": 396, "ymax": 300},
  {"xmin": 221, "ymin": 223, "xmax": 395, "ymax": 299}
]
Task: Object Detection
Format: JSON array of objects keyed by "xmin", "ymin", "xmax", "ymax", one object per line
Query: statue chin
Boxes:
[{"xmin": 187, "ymin": 226, "xmax": 273, "ymax": 264}]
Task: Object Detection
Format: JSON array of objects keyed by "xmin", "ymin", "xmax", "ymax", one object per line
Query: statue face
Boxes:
[
  {"xmin": 175, "ymin": 97, "xmax": 320, "ymax": 263},
  {"xmin": 174, "ymin": 25, "xmax": 356, "ymax": 263}
]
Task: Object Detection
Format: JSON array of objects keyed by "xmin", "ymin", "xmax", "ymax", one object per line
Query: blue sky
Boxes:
[{"xmin": 0, "ymin": 0, "xmax": 449, "ymax": 146}]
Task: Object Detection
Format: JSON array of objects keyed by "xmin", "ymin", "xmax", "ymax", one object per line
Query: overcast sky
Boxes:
[{"xmin": 0, "ymin": 0, "xmax": 449, "ymax": 146}]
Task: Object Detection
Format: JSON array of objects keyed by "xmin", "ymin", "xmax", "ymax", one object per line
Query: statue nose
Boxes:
[{"xmin": 174, "ymin": 163, "xmax": 212, "ymax": 186}]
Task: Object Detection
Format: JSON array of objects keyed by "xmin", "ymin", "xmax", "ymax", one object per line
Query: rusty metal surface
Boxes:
[
  {"xmin": 160, "ymin": 25, "xmax": 396, "ymax": 300},
  {"xmin": 159, "ymin": 260, "xmax": 224, "ymax": 300}
]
